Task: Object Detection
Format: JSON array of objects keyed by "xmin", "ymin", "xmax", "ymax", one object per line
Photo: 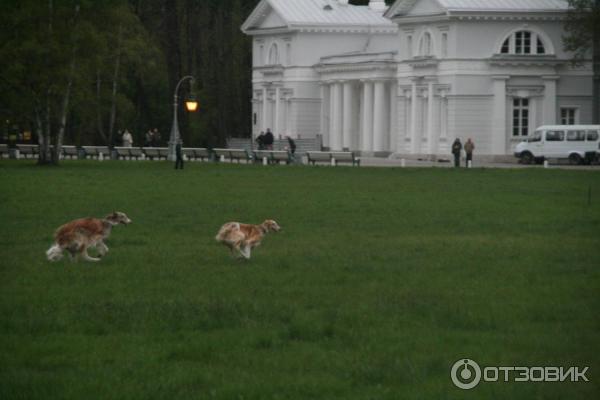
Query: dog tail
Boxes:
[
  {"xmin": 46, "ymin": 243, "xmax": 63, "ymax": 262},
  {"xmin": 215, "ymin": 222, "xmax": 239, "ymax": 242}
]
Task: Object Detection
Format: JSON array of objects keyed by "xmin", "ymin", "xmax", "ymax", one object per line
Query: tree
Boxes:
[{"xmin": 563, "ymin": 0, "xmax": 600, "ymax": 123}]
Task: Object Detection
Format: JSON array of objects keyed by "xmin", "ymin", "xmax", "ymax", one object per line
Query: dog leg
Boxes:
[
  {"xmin": 82, "ymin": 249, "xmax": 100, "ymax": 262},
  {"xmin": 240, "ymin": 244, "xmax": 251, "ymax": 259},
  {"xmin": 97, "ymin": 241, "xmax": 109, "ymax": 257}
]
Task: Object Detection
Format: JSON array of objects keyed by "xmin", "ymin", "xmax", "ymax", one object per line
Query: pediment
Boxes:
[{"xmin": 242, "ymin": 0, "xmax": 288, "ymax": 33}]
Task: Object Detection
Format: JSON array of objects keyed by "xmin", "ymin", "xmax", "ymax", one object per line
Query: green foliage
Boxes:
[
  {"xmin": 1, "ymin": 161, "xmax": 599, "ymax": 399},
  {"xmin": 563, "ymin": 0, "xmax": 600, "ymax": 64}
]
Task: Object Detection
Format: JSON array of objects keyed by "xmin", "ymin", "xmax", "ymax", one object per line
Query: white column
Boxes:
[
  {"xmin": 542, "ymin": 76, "xmax": 558, "ymax": 125},
  {"xmin": 285, "ymin": 97, "xmax": 291, "ymax": 136},
  {"xmin": 320, "ymin": 84, "xmax": 330, "ymax": 145},
  {"xmin": 410, "ymin": 79, "xmax": 419, "ymax": 153},
  {"xmin": 389, "ymin": 81, "xmax": 398, "ymax": 153},
  {"xmin": 274, "ymin": 86, "xmax": 280, "ymax": 137},
  {"xmin": 373, "ymin": 80, "xmax": 386, "ymax": 152},
  {"xmin": 342, "ymin": 81, "xmax": 353, "ymax": 150},
  {"xmin": 439, "ymin": 90, "xmax": 448, "ymax": 153},
  {"xmin": 331, "ymin": 81, "xmax": 343, "ymax": 150},
  {"xmin": 262, "ymin": 87, "xmax": 268, "ymax": 132},
  {"xmin": 426, "ymin": 80, "xmax": 436, "ymax": 154},
  {"xmin": 491, "ymin": 75, "xmax": 509, "ymax": 155},
  {"xmin": 361, "ymin": 80, "xmax": 374, "ymax": 152}
]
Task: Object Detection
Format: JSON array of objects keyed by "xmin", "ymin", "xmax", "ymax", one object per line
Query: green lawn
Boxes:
[{"xmin": 0, "ymin": 160, "xmax": 599, "ymax": 399}]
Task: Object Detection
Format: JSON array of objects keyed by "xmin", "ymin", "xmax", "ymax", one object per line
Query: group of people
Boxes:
[
  {"xmin": 118, "ymin": 128, "xmax": 162, "ymax": 148},
  {"xmin": 451, "ymin": 138, "xmax": 475, "ymax": 167},
  {"xmin": 255, "ymin": 128, "xmax": 297, "ymax": 162}
]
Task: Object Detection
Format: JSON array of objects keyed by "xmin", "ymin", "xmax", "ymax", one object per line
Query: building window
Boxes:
[
  {"xmin": 441, "ymin": 33, "xmax": 447, "ymax": 58},
  {"xmin": 286, "ymin": 42, "xmax": 291, "ymax": 65},
  {"xmin": 419, "ymin": 32, "xmax": 432, "ymax": 56},
  {"xmin": 560, "ymin": 108, "xmax": 578, "ymax": 125},
  {"xmin": 259, "ymin": 44, "xmax": 264, "ymax": 65},
  {"xmin": 268, "ymin": 43, "xmax": 279, "ymax": 65},
  {"xmin": 512, "ymin": 98, "xmax": 529, "ymax": 137},
  {"xmin": 500, "ymin": 30, "xmax": 546, "ymax": 55},
  {"xmin": 407, "ymin": 35, "xmax": 413, "ymax": 58}
]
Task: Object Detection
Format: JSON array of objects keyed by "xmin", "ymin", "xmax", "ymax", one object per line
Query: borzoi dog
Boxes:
[
  {"xmin": 46, "ymin": 212, "xmax": 132, "ymax": 262},
  {"xmin": 215, "ymin": 219, "xmax": 280, "ymax": 259}
]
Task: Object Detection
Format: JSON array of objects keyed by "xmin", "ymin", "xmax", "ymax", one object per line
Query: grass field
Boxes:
[{"xmin": 0, "ymin": 160, "xmax": 599, "ymax": 399}]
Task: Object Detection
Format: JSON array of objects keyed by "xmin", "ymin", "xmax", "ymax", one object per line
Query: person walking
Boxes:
[
  {"xmin": 264, "ymin": 128, "xmax": 274, "ymax": 150},
  {"xmin": 174, "ymin": 139, "xmax": 184, "ymax": 170},
  {"xmin": 286, "ymin": 135, "xmax": 296, "ymax": 164},
  {"xmin": 464, "ymin": 138, "xmax": 475, "ymax": 167},
  {"xmin": 122, "ymin": 129, "xmax": 133, "ymax": 147},
  {"xmin": 451, "ymin": 138, "xmax": 462, "ymax": 168},
  {"xmin": 255, "ymin": 131, "xmax": 265, "ymax": 150}
]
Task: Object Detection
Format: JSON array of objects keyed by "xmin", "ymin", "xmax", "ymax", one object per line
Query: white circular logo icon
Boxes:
[{"xmin": 451, "ymin": 359, "xmax": 482, "ymax": 390}]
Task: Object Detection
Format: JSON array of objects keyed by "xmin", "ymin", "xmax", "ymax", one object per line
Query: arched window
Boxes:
[
  {"xmin": 419, "ymin": 32, "xmax": 432, "ymax": 56},
  {"xmin": 268, "ymin": 43, "xmax": 279, "ymax": 65},
  {"xmin": 500, "ymin": 30, "xmax": 546, "ymax": 55}
]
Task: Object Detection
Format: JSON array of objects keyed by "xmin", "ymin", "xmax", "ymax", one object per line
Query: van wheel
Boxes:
[
  {"xmin": 521, "ymin": 152, "xmax": 533, "ymax": 164},
  {"xmin": 569, "ymin": 153, "xmax": 582, "ymax": 165}
]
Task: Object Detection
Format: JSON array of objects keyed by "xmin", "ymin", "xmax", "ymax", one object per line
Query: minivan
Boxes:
[{"xmin": 514, "ymin": 125, "xmax": 600, "ymax": 164}]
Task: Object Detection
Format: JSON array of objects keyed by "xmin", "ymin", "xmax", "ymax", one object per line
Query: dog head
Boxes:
[
  {"xmin": 105, "ymin": 211, "xmax": 132, "ymax": 225},
  {"xmin": 262, "ymin": 219, "xmax": 281, "ymax": 232}
]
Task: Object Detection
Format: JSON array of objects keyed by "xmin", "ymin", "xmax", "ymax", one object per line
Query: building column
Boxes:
[
  {"xmin": 438, "ymin": 90, "xmax": 448, "ymax": 154},
  {"xmin": 426, "ymin": 80, "xmax": 436, "ymax": 154},
  {"xmin": 361, "ymin": 80, "xmax": 374, "ymax": 152},
  {"xmin": 262, "ymin": 86, "xmax": 268, "ymax": 132},
  {"xmin": 274, "ymin": 86, "xmax": 280, "ymax": 137},
  {"xmin": 491, "ymin": 75, "xmax": 509, "ymax": 155},
  {"xmin": 373, "ymin": 80, "xmax": 386, "ymax": 152},
  {"xmin": 320, "ymin": 83, "xmax": 330, "ymax": 146},
  {"xmin": 410, "ymin": 78, "xmax": 419, "ymax": 153},
  {"xmin": 342, "ymin": 81, "xmax": 353, "ymax": 150},
  {"xmin": 330, "ymin": 81, "xmax": 343, "ymax": 150},
  {"xmin": 542, "ymin": 76, "xmax": 559, "ymax": 125},
  {"xmin": 389, "ymin": 81, "xmax": 398, "ymax": 153}
]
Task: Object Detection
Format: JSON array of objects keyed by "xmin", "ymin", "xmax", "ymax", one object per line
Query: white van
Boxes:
[{"xmin": 514, "ymin": 125, "xmax": 600, "ymax": 164}]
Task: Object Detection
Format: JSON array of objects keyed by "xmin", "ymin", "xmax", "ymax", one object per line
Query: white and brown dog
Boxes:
[
  {"xmin": 215, "ymin": 219, "xmax": 280, "ymax": 259},
  {"xmin": 46, "ymin": 212, "xmax": 132, "ymax": 262}
]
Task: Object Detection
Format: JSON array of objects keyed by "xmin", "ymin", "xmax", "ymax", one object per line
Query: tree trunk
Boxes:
[
  {"xmin": 594, "ymin": 0, "xmax": 600, "ymax": 123},
  {"xmin": 108, "ymin": 22, "xmax": 123, "ymax": 148},
  {"xmin": 96, "ymin": 68, "xmax": 107, "ymax": 144}
]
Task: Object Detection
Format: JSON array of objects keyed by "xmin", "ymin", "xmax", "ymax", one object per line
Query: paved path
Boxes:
[{"xmin": 358, "ymin": 157, "xmax": 600, "ymax": 170}]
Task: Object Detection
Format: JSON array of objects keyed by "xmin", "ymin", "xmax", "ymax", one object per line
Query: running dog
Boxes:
[
  {"xmin": 46, "ymin": 212, "xmax": 132, "ymax": 262},
  {"xmin": 215, "ymin": 219, "xmax": 280, "ymax": 259}
]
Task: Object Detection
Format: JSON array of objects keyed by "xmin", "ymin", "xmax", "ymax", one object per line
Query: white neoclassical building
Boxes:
[{"xmin": 242, "ymin": 0, "xmax": 593, "ymax": 158}]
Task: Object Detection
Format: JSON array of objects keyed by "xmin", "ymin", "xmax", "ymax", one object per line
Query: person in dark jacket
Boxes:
[
  {"xmin": 451, "ymin": 138, "xmax": 462, "ymax": 168},
  {"xmin": 256, "ymin": 131, "xmax": 265, "ymax": 150},
  {"xmin": 264, "ymin": 128, "xmax": 274, "ymax": 150},
  {"xmin": 286, "ymin": 136, "xmax": 296, "ymax": 164},
  {"xmin": 175, "ymin": 139, "xmax": 184, "ymax": 170}
]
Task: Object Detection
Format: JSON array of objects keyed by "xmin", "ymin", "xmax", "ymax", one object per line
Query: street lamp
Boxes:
[{"xmin": 168, "ymin": 75, "xmax": 198, "ymax": 161}]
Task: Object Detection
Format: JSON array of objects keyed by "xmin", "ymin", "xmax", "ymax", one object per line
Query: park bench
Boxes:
[
  {"xmin": 330, "ymin": 151, "xmax": 360, "ymax": 166},
  {"xmin": 129, "ymin": 147, "xmax": 144, "ymax": 160},
  {"xmin": 114, "ymin": 147, "xmax": 131, "ymax": 160},
  {"xmin": 16, "ymin": 144, "xmax": 38, "ymax": 159},
  {"xmin": 213, "ymin": 148, "xmax": 251, "ymax": 163},
  {"xmin": 253, "ymin": 150, "xmax": 292, "ymax": 165},
  {"xmin": 190, "ymin": 147, "xmax": 211, "ymax": 161},
  {"xmin": 157, "ymin": 147, "xmax": 169, "ymax": 160},
  {"xmin": 62, "ymin": 145, "xmax": 79, "ymax": 159},
  {"xmin": 0, "ymin": 144, "xmax": 9, "ymax": 158},
  {"xmin": 143, "ymin": 147, "xmax": 160, "ymax": 160},
  {"xmin": 306, "ymin": 151, "xmax": 332, "ymax": 165},
  {"xmin": 81, "ymin": 146, "xmax": 110, "ymax": 160}
]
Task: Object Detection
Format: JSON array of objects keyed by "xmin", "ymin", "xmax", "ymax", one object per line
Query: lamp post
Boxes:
[{"xmin": 168, "ymin": 75, "xmax": 198, "ymax": 161}]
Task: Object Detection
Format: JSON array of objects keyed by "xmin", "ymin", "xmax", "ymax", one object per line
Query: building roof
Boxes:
[
  {"xmin": 437, "ymin": 0, "xmax": 569, "ymax": 12},
  {"xmin": 242, "ymin": 0, "xmax": 397, "ymax": 34},
  {"xmin": 385, "ymin": 0, "xmax": 569, "ymax": 18}
]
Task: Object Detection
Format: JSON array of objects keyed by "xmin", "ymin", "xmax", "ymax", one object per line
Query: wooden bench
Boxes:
[
  {"xmin": 253, "ymin": 150, "xmax": 291, "ymax": 164},
  {"xmin": 306, "ymin": 151, "xmax": 360, "ymax": 166},
  {"xmin": 182, "ymin": 147, "xmax": 211, "ymax": 161},
  {"xmin": 143, "ymin": 147, "xmax": 160, "ymax": 160},
  {"xmin": 129, "ymin": 147, "xmax": 144, "ymax": 160},
  {"xmin": 157, "ymin": 147, "xmax": 169, "ymax": 160},
  {"xmin": 62, "ymin": 145, "xmax": 79, "ymax": 159},
  {"xmin": 306, "ymin": 151, "xmax": 332, "ymax": 165},
  {"xmin": 81, "ymin": 146, "xmax": 110, "ymax": 159},
  {"xmin": 114, "ymin": 147, "xmax": 131, "ymax": 160},
  {"xmin": 330, "ymin": 151, "xmax": 360, "ymax": 166},
  {"xmin": 213, "ymin": 148, "xmax": 251, "ymax": 163},
  {"xmin": 16, "ymin": 144, "xmax": 38, "ymax": 159},
  {"xmin": 0, "ymin": 144, "xmax": 9, "ymax": 158}
]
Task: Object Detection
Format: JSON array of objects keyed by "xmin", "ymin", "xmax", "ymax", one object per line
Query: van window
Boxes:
[
  {"xmin": 528, "ymin": 131, "xmax": 542, "ymax": 142},
  {"xmin": 567, "ymin": 130, "xmax": 586, "ymax": 141},
  {"xmin": 546, "ymin": 130, "xmax": 564, "ymax": 141},
  {"xmin": 586, "ymin": 130, "xmax": 599, "ymax": 141}
]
